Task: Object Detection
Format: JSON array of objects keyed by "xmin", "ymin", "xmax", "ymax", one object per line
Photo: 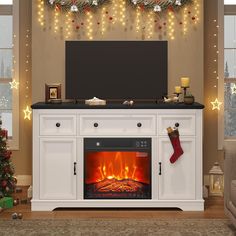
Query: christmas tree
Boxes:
[{"xmin": 0, "ymin": 118, "xmax": 16, "ymax": 197}]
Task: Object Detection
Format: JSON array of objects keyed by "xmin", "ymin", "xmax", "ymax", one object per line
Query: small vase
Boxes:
[{"xmin": 184, "ymin": 96, "xmax": 195, "ymax": 105}]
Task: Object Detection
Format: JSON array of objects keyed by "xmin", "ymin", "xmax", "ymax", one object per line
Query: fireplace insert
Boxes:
[{"xmin": 84, "ymin": 138, "xmax": 151, "ymax": 199}]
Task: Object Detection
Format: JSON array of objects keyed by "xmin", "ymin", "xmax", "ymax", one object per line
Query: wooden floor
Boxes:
[{"xmin": 0, "ymin": 186, "xmax": 226, "ymax": 220}]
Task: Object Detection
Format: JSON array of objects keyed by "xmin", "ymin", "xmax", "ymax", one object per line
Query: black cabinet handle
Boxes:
[
  {"xmin": 94, "ymin": 123, "xmax": 99, "ymax": 128},
  {"xmin": 137, "ymin": 123, "xmax": 142, "ymax": 128},
  {"xmin": 175, "ymin": 123, "xmax": 180, "ymax": 128},
  {"xmin": 74, "ymin": 162, "xmax": 77, "ymax": 175},
  {"xmin": 159, "ymin": 162, "xmax": 162, "ymax": 175},
  {"xmin": 56, "ymin": 123, "xmax": 61, "ymax": 128}
]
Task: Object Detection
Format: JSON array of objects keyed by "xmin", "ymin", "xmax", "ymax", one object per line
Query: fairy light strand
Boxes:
[
  {"xmin": 101, "ymin": 7, "xmax": 106, "ymax": 35},
  {"xmin": 194, "ymin": 0, "xmax": 200, "ymax": 24},
  {"xmin": 54, "ymin": 5, "xmax": 59, "ymax": 33},
  {"xmin": 86, "ymin": 11, "xmax": 94, "ymax": 40},
  {"xmin": 168, "ymin": 10, "xmax": 175, "ymax": 40},
  {"xmin": 119, "ymin": 0, "xmax": 126, "ymax": 26},
  {"xmin": 183, "ymin": 7, "xmax": 188, "ymax": 35},
  {"xmin": 65, "ymin": 12, "xmax": 72, "ymax": 39},
  {"xmin": 136, "ymin": 6, "xmax": 141, "ymax": 33},
  {"xmin": 146, "ymin": 11, "xmax": 154, "ymax": 39},
  {"xmin": 112, "ymin": 0, "xmax": 118, "ymax": 24},
  {"xmin": 38, "ymin": 0, "xmax": 45, "ymax": 27}
]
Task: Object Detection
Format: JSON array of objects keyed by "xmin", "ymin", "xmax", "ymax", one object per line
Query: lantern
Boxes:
[{"xmin": 209, "ymin": 162, "xmax": 224, "ymax": 196}]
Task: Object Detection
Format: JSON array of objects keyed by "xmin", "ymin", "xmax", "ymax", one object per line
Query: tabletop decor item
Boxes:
[{"xmin": 45, "ymin": 84, "xmax": 62, "ymax": 103}]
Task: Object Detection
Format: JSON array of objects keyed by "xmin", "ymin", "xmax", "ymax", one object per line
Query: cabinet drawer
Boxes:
[
  {"xmin": 40, "ymin": 115, "xmax": 76, "ymax": 136},
  {"xmin": 80, "ymin": 115, "xmax": 156, "ymax": 135},
  {"xmin": 158, "ymin": 115, "xmax": 195, "ymax": 136}
]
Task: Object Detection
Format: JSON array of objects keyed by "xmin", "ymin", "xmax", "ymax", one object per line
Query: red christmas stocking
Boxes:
[{"xmin": 167, "ymin": 127, "xmax": 184, "ymax": 164}]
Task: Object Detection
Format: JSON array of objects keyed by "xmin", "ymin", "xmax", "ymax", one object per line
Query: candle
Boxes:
[
  {"xmin": 181, "ymin": 77, "xmax": 190, "ymax": 87},
  {"xmin": 175, "ymin": 86, "xmax": 181, "ymax": 93}
]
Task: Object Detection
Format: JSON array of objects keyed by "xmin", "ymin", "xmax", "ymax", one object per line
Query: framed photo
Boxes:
[{"xmin": 45, "ymin": 84, "xmax": 62, "ymax": 103}]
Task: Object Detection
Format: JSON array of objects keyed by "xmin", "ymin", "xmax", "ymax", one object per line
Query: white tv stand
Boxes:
[{"xmin": 31, "ymin": 102, "xmax": 204, "ymax": 211}]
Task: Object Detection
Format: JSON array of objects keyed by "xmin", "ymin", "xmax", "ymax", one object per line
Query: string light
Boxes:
[
  {"xmin": 119, "ymin": 0, "xmax": 126, "ymax": 26},
  {"xmin": 23, "ymin": 3, "xmax": 32, "ymax": 121},
  {"xmin": 9, "ymin": 80, "xmax": 19, "ymax": 89},
  {"xmin": 101, "ymin": 7, "xmax": 106, "ymax": 35},
  {"xmin": 86, "ymin": 11, "xmax": 94, "ymax": 40},
  {"xmin": 183, "ymin": 7, "xmax": 188, "ymax": 35},
  {"xmin": 135, "ymin": 6, "xmax": 141, "ymax": 33},
  {"xmin": 211, "ymin": 98, "xmax": 222, "ymax": 111},
  {"xmin": 54, "ymin": 6, "xmax": 59, "ymax": 33},
  {"xmin": 210, "ymin": 19, "xmax": 222, "ymax": 110},
  {"xmin": 112, "ymin": 0, "xmax": 118, "ymax": 24},
  {"xmin": 146, "ymin": 11, "xmax": 154, "ymax": 39},
  {"xmin": 193, "ymin": 0, "xmax": 200, "ymax": 24},
  {"xmin": 65, "ymin": 12, "xmax": 72, "ymax": 39},
  {"xmin": 23, "ymin": 106, "xmax": 32, "ymax": 120},
  {"xmin": 38, "ymin": 0, "xmax": 45, "ymax": 27},
  {"xmin": 168, "ymin": 10, "xmax": 175, "ymax": 40}
]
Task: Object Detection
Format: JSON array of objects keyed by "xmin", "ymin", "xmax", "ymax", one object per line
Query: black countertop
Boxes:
[{"xmin": 31, "ymin": 102, "xmax": 204, "ymax": 109}]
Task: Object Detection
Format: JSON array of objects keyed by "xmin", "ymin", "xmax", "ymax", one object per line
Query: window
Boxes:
[{"xmin": 0, "ymin": 0, "xmax": 19, "ymax": 149}]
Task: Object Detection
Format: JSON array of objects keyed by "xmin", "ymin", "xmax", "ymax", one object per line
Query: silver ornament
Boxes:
[
  {"xmin": 49, "ymin": 0, "xmax": 55, "ymax": 5},
  {"xmin": 71, "ymin": 4, "xmax": 78, "ymax": 12},
  {"xmin": 175, "ymin": 0, "xmax": 182, "ymax": 6},
  {"xmin": 92, "ymin": 0, "xmax": 98, "ymax": 5},
  {"xmin": 154, "ymin": 5, "xmax": 161, "ymax": 12}
]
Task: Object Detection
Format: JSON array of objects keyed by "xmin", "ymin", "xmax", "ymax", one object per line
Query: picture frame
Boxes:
[{"xmin": 45, "ymin": 83, "xmax": 62, "ymax": 103}]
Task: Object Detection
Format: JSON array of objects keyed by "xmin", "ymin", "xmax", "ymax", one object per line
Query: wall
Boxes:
[
  {"xmin": 32, "ymin": 1, "xmax": 204, "ymax": 104},
  {"xmin": 204, "ymin": 0, "xmax": 224, "ymax": 175},
  {"xmin": 13, "ymin": 1, "xmax": 204, "ymax": 176}
]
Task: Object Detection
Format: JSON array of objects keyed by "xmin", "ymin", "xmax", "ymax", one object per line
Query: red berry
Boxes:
[
  {"xmin": 192, "ymin": 16, "xmax": 196, "ymax": 20},
  {"xmin": 72, "ymin": 20, "xmax": 75, "ymax": 23},
  {"xmin": 188, "ymin": 11, "xmax": 191, "ymax": 14},
  {"xmin": 109, "ymin": 17, "xmax": 113, "ymax": 21},
  {"xmin": 163, "ymin": 22, "xmax": 166, "ymax": 26},
  {"xmin": 159, "ymin": 26, "xmax": 162, "ymax": 30},
  {"xmin": 81, "ymin": 22, "xmax": 84, "ymax": 26},
  {"xmin": 106, "ymin": 11, "xmax": 108, "ymax": 14},
  {"xmin": 1, "ymin": 180, "xmax": 7, "ymax": 187},
  {"xmin": 76, "ymin": 26, "xmax": 80, "ymax": 30},
  {"xmin": 179, "ymin": 22, "xmax": 183, "ymax": 25},
  {"xmin": 97, "ymin": 22, "xmax": 100, "ymax": 25}
]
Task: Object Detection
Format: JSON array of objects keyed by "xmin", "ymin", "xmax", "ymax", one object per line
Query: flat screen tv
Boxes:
[{"xmin": 66, "ymin": 41, "xmax": 168, "ymax": 101}]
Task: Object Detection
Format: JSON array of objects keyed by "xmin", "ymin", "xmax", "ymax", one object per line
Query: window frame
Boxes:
[{"xmin": 0, "ymin": 0, "xmax": 19, "ymax": 150}]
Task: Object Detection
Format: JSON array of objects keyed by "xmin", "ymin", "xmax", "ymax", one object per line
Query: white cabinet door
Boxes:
[
  {"xmin": 39, "ymin": 138, "xmax": 76, "ymax": 200},
  {"xmin": 158, "ymin": 137, "xmax": 196, "ymax": 200}
]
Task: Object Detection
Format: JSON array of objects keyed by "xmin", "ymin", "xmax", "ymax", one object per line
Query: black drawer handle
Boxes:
[
  {"xmin": 137, "ymin": 123, "xmax": 142, "ymax": 128},
  {"xmin": 175, "ymin": 123, "xmax": 180, "ymax": 128},
  {"xmin": 159, "ymin": 162, "xmax": 162, "ymax": 175},
  {"xmin": 94, "ymin": 123, "xmax": 99, "ymax": 128},
  {"xmin": 74, "ymin": 162, "xmax": 77, "ymax": 175},
  {"xmin": 56, "ymin": 123, "xmax": 61, "ymax": 128}
]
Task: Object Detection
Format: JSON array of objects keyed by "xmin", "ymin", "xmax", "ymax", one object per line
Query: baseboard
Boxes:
[{"xmin": 16, "ymin": 175, "xmax": 32, "ymax": 186}]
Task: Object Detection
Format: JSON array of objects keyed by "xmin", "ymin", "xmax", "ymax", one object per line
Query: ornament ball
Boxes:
[
  {"xmin": 18, "ymin": 213, "xmax": 23, "ymax": 219},
  {"xmin": 12, "ymin": 213, "xmax": 18, "ymax": 220}
]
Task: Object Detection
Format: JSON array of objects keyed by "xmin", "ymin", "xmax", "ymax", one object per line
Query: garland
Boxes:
[
  {"xmin": 45, "ymin": 0, "xmax": 193, "ymax": 14},
  {"xmin": 46, "ymin": 0, "xmax": 110, "ymax": 13}
]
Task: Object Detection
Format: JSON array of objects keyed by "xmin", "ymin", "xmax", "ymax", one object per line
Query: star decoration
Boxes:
[
  {"xmin": 9, "ymin": 80, "xmax": 19, "ymax": 89},
  {"xmin": 211, "ymin": 98, "xmax": 222, "ymax": 110},
  {"xmin": 23, "ymin": 106, "xmax": 32, "ymax": 120},
  {"xmin": 231, "ymin": 83, "xmax": 236, "ymax": 95}
]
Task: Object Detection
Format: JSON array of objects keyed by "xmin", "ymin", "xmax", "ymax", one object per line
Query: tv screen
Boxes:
[{"xmin": 66, "ymin": 41, "xmax": 168, "ymax": 100}]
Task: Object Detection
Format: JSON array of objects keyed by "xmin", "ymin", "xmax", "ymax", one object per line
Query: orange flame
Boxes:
[{"xmin": 85, "ymin": 151, "xmax": 150, "ymax": 184}]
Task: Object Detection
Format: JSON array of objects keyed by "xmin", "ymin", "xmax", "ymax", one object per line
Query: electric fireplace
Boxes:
[{"xmin": 84, "ymin": 138, "xmax": 151, "ymax": 199}]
